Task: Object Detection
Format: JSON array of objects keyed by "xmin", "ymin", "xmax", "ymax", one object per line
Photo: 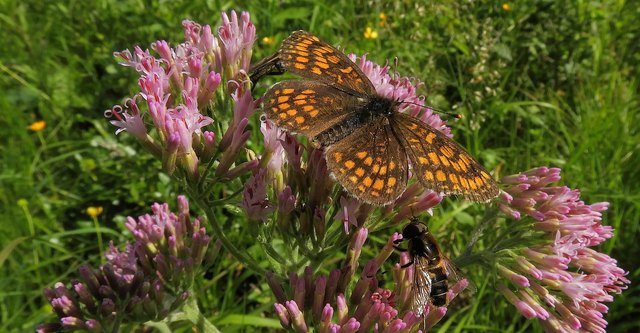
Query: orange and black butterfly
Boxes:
[
  {"xmin": 394, "ymin": 217, "xmax": 468, "ymax": 315},
  {"xmin": 253, "ymin": 31, "xmax": 498, "ymax": 205}
]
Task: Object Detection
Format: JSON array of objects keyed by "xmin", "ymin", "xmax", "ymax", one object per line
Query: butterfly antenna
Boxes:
[{"xmin": 399, "ymin": 100, "xmax": 464, "ymax": 121}]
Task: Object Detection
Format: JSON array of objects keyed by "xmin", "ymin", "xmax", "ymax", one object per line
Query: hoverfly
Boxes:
[{"xmin": 394, "ymin": 216, "xmax": 470, "ymax": 316}]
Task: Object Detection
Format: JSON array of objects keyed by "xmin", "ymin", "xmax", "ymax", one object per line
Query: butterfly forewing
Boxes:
[
  {"xmin": 279, "ymin": 30, "xmax": 376, "ymax": 95},
  {"xmin": 392, "ymin": 113, "xmax": 499, "ymax": 202},
  {"xmin": 263, "ymin": 80, "xmax": 360, "ymax": 138},
  {"xmin": 325, "ymin": 122, "xmax": 408, "ymax": 205}
]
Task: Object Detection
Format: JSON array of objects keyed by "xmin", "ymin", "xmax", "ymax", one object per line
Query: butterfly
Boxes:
[{"xmin": 255, "ymin": 31, "xmax": 498, "ymax": 205}]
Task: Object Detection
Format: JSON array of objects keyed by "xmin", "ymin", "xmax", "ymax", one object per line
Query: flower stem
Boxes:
[
  {"xmin": 166, "ymin": 295, "xmax": 220, "ymax": 333},
  {"xmin": 191, "ymin": 192, "xmax": 268, "ymax": 276}
]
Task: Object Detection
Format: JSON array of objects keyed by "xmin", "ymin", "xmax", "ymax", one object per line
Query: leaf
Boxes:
[{"xmin": 0, "ymin": 236, "xmax": 28, "ymax": 268}]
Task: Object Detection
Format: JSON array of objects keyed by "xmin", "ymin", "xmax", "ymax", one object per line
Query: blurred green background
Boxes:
[{"xmin": 0, "ymin": 0, "xmax": 638, "ymax": 331}]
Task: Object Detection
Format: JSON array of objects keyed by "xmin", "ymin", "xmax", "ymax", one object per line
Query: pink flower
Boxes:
[
  {"xmin": 349, "ymin": 54, "xmax": 451, "ymax": 137},
  {"xmin": 267, "ymin": 231, "xmax": 468, "ymax": 332},
  {"xmin": 497, "ymin": 167, "xmax": 629, "ymax": 332},
  {"xmin": 107, "ymin": 12, "xmax": 257, "ymax": 183}
]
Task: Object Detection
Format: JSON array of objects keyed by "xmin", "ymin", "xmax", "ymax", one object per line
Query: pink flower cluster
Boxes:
[
  {"xmin": 106, "ymin": 11, "xmax": 256, "ymax": 181},
  {"xmin": 39, "ymin": 196, "xmax": 219, "ymax": 333},
  {"xmin": 498, "ymin": 167, "xmax": 629, "ymax": 332},
  {"xmin": 267, "ymin": 229, "xmax": 469, "ymax": 333}
]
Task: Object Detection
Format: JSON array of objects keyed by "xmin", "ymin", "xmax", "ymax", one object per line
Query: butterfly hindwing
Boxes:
[
  {"xmin": 263, "ymin": 80, "xmax": 359, "ymax": 138},
  {"xmin": 325, "ymin": 121, "xmax": 408, "ymax": 205},
  {"xmin": 392, "ymin": 113, "xmax": 499, "ymax": 202}
]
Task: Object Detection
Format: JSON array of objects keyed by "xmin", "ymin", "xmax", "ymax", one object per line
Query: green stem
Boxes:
[
  {"xmin": 92, "ymin": 215, "xmax": 105, "ymax": 264},
  {"xmin": 191, "ymin": 194, "xmax": 268, "ymax": 276},
  {"xmin": 165, "ymin": 296, "xmax": 220, "ymax": 333}
]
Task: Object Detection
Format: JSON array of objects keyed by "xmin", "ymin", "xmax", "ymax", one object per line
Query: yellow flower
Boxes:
[
  {"xmin": 502, "ymin": 3, "xmax": 511, "ymax": 11},
  {"xmin": 29, "ymin": 120, "xmax": 46, "ymax": 132},
  {"xmin": 364, "ymin": 27, "xmax": 378, "ymax": 39},
  {"xmin": 379, "ymin": 12, "xmax": 387, "ymax": 27},
  {"xmin": 262, "ymin": 36, "xmax": 274, "ymax": 45},
  {"xmin": 87, "ymin": 206, "xmax": 104, "ymax": 218}
]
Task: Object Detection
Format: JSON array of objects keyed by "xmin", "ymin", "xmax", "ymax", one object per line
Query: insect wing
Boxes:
[
  {"xmin": 263, "ymin": 80, "xmax": 359, "ymax": 138},
  {"xmin": 279, "ymin": 30, "xmax": 376, "ymax": 95},
  {"xmin": 410, "ymin": 255, "xmax": 433, "ymax": 317},
  {"xmin": 392, "ymin": 112, "xmax": 499, "ymax": 202},
  {"xmin": 325, "ymin": 121, "xmax": 409, "ymax": 205}
]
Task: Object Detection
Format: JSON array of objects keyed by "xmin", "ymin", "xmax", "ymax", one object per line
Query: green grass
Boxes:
[{"xmin": 1, "ymin": 0, "xmax": 638, "ymax": 332}]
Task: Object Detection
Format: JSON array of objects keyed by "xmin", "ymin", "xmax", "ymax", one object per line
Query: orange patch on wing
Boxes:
[
  {"xmin": 282, "ymin": 88, "xmax": 295, "ymax": 94},
  {"xmin": 425, "ymin": 171, "xmax": 434, "ymax": 181},
  {"xmin": 428, "ymin": 152, "xmax": 440, "ymax": 165},
  {"xmin": 388, "ymin": 177, "xmax": 397, "ymax": 186},
  {"xmin": 355, "ymin": 168, "xmax": 365, "ymax": 177},
  {"xmin": 344, "ymin": 160, "xmax": 356, "ymax": 169},
  {"xmin": 363, "ymin": 177, "xmax": 373, "ymax": 187},
  {"xmin": 334, "ymin": 152, "xmax": 343, "ymax": 162},
  {"xmin": 436, "ymin": 170, "xmax": 447, "ymax": 182},
  {"xmin": 356, "ymin": 151, "xmax": 368, "ymax": 159},
  {"xmin": 426, "ymin": 132, "xmax": 436, "ymax": 143},
  {"xmin": 295, "ymin": 116, "xmax": 305, "ymax": 124},
  {"xmin": 364, "ymin": 157, "xmax": 373, "ymax": 166},
  {"xmin": 312, "ymin": 67, "xmax": 322, "ymax": 75}
]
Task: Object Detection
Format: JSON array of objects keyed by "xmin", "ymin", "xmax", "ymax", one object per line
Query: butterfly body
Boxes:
[
  {"xmin": 313, "ymin": 95, "xmax": 398, "ymax": 148},
  {"xmin": 258, "ymin": 31, "xmax": 499, "ymax": 205}
]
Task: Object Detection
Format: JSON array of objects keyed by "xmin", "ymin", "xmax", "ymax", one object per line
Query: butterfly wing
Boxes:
[
  {"xmin": 392, "ymin": 113, "xmax": 499, "ymax": 202},
  {"xmin": 325, "ymin": 121, "xmax": 408, "ymax": 205},
  {"xmin": 279, "ymin": 30, "xmax": 376, "ymax": 95},
  {"xmin": 262, "ymin": 80, "xmax": 360, "ymax": 138}
]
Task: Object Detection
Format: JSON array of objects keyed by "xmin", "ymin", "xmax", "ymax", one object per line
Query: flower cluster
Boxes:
[
  {"xmin": 105, "ymin": 11, "xmax": 257, "ymax": 182},
  {"xmin": 38, "ymin": 196, "xmax": 219, "ymax": 332},
  {"xmin": 267, "ymin": 228, "xmax": 469, "ymax": 332},
  {"xmin": 497, "ymin": 167, "xmax": 629, "ymax": 332}
]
